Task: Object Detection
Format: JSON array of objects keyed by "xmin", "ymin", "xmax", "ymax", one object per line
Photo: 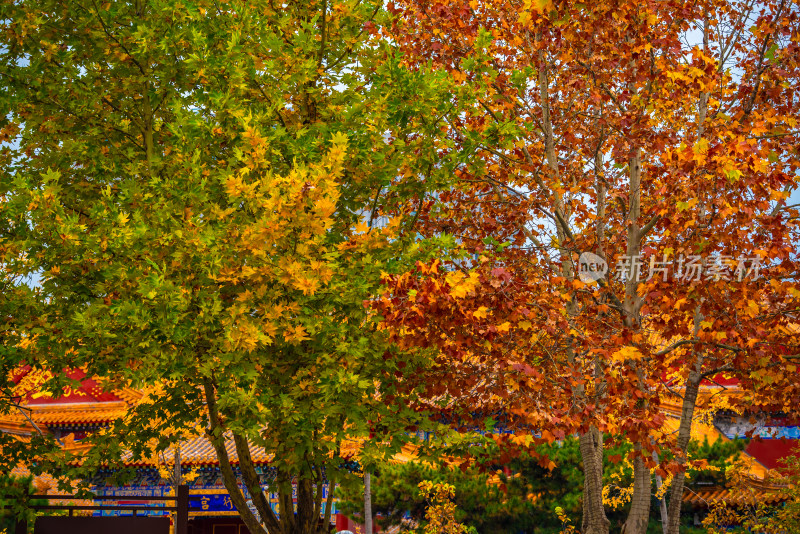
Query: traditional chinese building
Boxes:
[
  {"xmin": 1, "ymin": 366, "xmax": 412, "ymax": 533},
  {"xmin": 660, "ymin": 380, "xmax": 799, "ymax": 515},
  {"xmin": 2, "ymin": 366, "xmax": 796, "ymax": 532}
]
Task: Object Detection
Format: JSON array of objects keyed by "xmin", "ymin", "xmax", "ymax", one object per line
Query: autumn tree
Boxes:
[
  {"xmin": 0, "ymin": 1, "xmax": 460, "ymax": 533},
  {"xmin": 380, "ymin": 1, "xmax": 800, "ymax": 533},
  {"xmin": 702, "ymin": 444, "xmax": 800, "ymax": 533}
]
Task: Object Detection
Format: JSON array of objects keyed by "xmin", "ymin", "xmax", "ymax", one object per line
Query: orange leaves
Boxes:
[
  {"xmin": 610, "ymin": 346, "xmax": 645, "ymax": 363},
  {"xmin": 227, "ymin": 318, "xmax": 273, "ymax": 352},
  {"xmin": 518, "ymin": 0, "xmax": 554, "ymax": 25},
  {"xmin": 283, "ymin": 324, "xmax": 310, "ymax": 344},
  {"xmin": 692, "ymin": 138, "xmax": 710, "ymax": 165},
  {"xmin": 571, "ymin": 279, "xmax": 586, "ymax": 290},
  {"xmin": 473, "ymin": 306, "xmax": 489, "ymax": 319},
  {"xmin": 224, "ymin": 172, "xmax": 257, "ymax": 200},
  {"xmin": 445, "ymin": 270, "xmax": 480, "ymax": 299},
  {"xmin": 291, "ymin": 276, "xmax": 320, "ymax": 296}
]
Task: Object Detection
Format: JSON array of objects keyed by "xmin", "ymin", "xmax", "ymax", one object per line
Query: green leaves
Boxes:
[{"xmin": 1, "ymin": 1, "xmax": 460, "ymax": 528}]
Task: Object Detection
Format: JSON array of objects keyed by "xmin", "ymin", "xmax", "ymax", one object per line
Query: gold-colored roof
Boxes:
[
  {"xmin": 3, "ymin": 401, "xmax": 129, "ymax": 425},
  {"xmin": 682, "ymin": 486, "xmax": 789, "ymax": 506}
]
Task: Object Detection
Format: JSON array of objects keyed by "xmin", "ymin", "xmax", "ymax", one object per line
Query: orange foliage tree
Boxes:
[{"xmin": 378, "ymin": 1, "xmax": 800, "ymax": 533}]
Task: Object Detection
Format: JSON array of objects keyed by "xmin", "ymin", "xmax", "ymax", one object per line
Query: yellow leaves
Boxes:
[
  {"xmin": 227, "ymin": 318, "xmax": 275, "ymax": 352},
  {"xmin": 743, "ymin": 299, "xmax": 759, "ymax": 318},
  {"xmin": 473, "ymin": 306, "xmax": 489, "ymax": 319},
  {"xmin": 314, "ymin": 197, "xmax": 337, "ymax": 219},
  {"xmin": 325, "ymin": 132, "xmax": 349, "ymax": 170},
  {"xmin": 116, "ymin": 212, "xmax": 130, "ymax": 225},
  {"xmin": 611, "ymin": 346, "xmax": 645, "ymax": 363},
  {"xmin": 419, "ymin": 482, "xmax": 467, "ymax": 534},
  {"xmin": 497, "ymin": 321, "xmax": 511, "ymax": 333},
  {"xmin": 510, "ymin": 433, "xmax": 533, "ymax": 447},
  {"xmin": 446, "ymin": 270, "xmax": 480, "ymax": 299},
  {"xmin": 329, "ymin": 131, "xmax": 349, "ymax": 148},
  {"xmin": 518, "ymin": 320, "xmax": 532, "ymax": 331},
  {"xmin": 284, "ymin": 324, "xmax": 310, "ymax": 344},
  {"xmin": 225, "ymin": 174, "xmax": 251, "ymax": 199},
  {"xmin": 525, "ymin": 0, "xmax": 553, "ymax": 13},
  {"xmin": 677, "ymin": 197, "xmax": 698, "ymax": 212},
  {"xmin": 519, "ymin": 0, "xmax": 553, "ymax": 25},
  {"xmin": 291, "ymin": 276, "xmax": 319, "ymax": 296},
  {"xmin": 297, "ymin": 378, "xmax": 315, "ymax": 391},
  {"xmin": 16, "ymin": 335, "xmax": 35, "ymax": 350},
  {"xmin": 554, "ymin": 507, "xmax": 577, "ymax": 533}
]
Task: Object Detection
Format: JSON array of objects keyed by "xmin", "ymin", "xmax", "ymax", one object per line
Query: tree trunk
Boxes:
[
  {"xmin": 621, "ymin": 444, "xmax": 652, "ymax": 534},
  {"xmin": 580, "ymin": 427, "xmax": 610, "ymax": 534},
  {"xmin": 620, "ymin": 145, "xmax": 651, "ymax": 534},
  {"xmin": 665, "ymin": 356, "xmax": 704, "ymax": 534},
  {"xmin": 174, "ymin": 446, "xmax": 182, "ymax": 486},
  {"xmin": 232, "ymin": 432, "xmax": 282, "ymax": 533},
  {"xmin": 364, "ymin": 471, "xmax": 373, "ymax": 534},
  {"xmin": 297, "ymin": 476, "xmax": 316, "ymax": 534},
  {"xmin": 203, "ymin": 378, "xmax": 270, "ymax": 534},
  {"xmin": 652, "ymin": 449, "xmax": 668, "ymax": 534},
  {"xmin": 322, "ymin": 480, "xmax": 336, "ymax": 534}
]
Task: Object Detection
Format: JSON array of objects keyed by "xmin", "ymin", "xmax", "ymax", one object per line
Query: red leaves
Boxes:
[{"xmin": 490, "ymin": 266, "xmax": 511, "ymax": 283}]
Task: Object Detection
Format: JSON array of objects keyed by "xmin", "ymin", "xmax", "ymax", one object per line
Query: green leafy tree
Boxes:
[
  {"xmin": 336, "ymin": 437, "xmax": 745, "ymax": 533},
  {"xmin": 337, "ymin": 460, "xmax": 539, "ymax": 534},
  {"xmin": 0, "ymin": 1, "xmax": 459, "ymax": 533},
  {"xmin": 0, "ymin": 475, "xmax": 47, "ymax": 534}
]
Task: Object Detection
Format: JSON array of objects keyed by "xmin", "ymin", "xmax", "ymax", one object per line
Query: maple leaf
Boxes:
[{"xmin": 473, "ymin": 306, "xmax": 489, "ymax": 319}]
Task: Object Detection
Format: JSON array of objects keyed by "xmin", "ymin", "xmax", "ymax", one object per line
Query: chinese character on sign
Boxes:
[
  {"xmin": 201, "ymin": 497, "xmax": 210, "ymax": 511},
  {"xmin": 223, "ymin": 496, "xmax": 233, "ymax": 510}
]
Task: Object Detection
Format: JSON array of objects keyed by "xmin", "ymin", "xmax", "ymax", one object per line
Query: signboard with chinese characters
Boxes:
[
  {"xmin": 93, "ymin": 484, "xmax": 338, "ymax": 518},
  {"xmin": 189, "ymin": 490, "xmax": 237, "ymax": 516},
  {"xmin": 91, "ymin": 486, "xmax": 170, "ymax": 517}
]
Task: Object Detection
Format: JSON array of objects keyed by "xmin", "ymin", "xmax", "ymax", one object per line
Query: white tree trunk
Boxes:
[{"xmin": 364, "ymin": 471, "xmax": 372, "ymax": 534}]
